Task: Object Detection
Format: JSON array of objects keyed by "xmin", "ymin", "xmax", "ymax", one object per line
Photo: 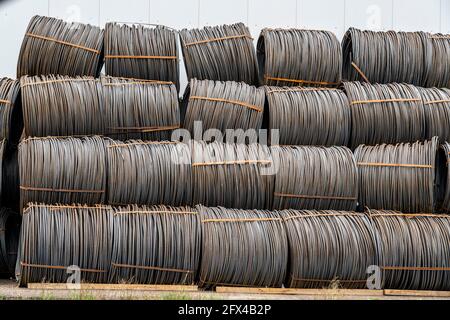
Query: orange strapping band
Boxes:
[
  {"xmin": 424, "ymin": 99, "xmax": 450, "ymax": 105},
  {"xmin": 357, "ymin": 162, "xmax": 433, "ymax": 169},
  {"xmin": 350, "ymin": 98, "xmax": 421, "ymax": 105},
  {"xmin": 266, "ymin": 88, "xmax": 338, "ymax": 94},
  {"xmin": 291, "ymin": 276, "xmax": 366, "ymax": 283},
  {"xmin": 189, "ymin": 96, "xmax": 262, "ymax": 112},
  {"xmin": 112, "ymin": 263, "xmax": 192, "ymax": 274},
  {"xmin": 105, "ymin": 55, "xmax": 176, "ymax": 60},
  {"xmin": 107, "ymin": 141, "xmax": 180, "ymax": 148},
  {"xmin": 25, "ymin": 33, "xmax": 100, "ymax": 54},
  {"xmin": 22, "ymin": 203, "xmax": 110, "ymax": 214},
  {"xmin": 284, "ymin": 213, "xmax": 364, "ymax": 221},
  {"xmin": 381, "ymin": 266, "xmax": 450, "ymax": 271},
  {"xmin": 274, "ymin": 193, "xmax": 357, "ymax": 201},
  {"xmin": 0, "ymin": 99, "xmax": 11, "ymax": 105},
  {"xmin": 108, "ymin": 125, "xmax": 180, "ymax": 133},
  {"xmin": 192, "ymin": 159, "xmax": 272, "ymax": 167},
  {"xmin": 103, "ymin": 80, "xmax": 173, "ymax": 86},
  {"xmin": 264, "ymin": 75, "xmax": 339, "ymax": 86},
  {"xmin": 369, "ymin": 212, "xmax": 450, "ymax": 218},
  {"xmin": 202, "ymin": 217, "xmax": 282, "ymax": 223},
  {"xmin": 20, "ymin": 262, "xmax": 106, "ymax": 273},
  {"xmin": 20, "ymin": 186, "xmax": 105, "ymax": 193},
  {"xmin": 184, "ymin": 34, "xmax": 252, "ymax": 47},
  {"xmin": 21, "ymin": 78, "xmax": 96, "ymax": 88},
  {"xmin": 351, "ymin": 61, "xmax": 370, "ymax": 83},
  {"xmin": 114, "ymin": 210, "xmax": 197, "ymax": 215}
]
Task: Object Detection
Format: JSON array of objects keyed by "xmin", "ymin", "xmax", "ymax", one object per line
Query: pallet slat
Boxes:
[
  {"xmin": 215, "ymin": 286, "xmax": 384, "ymax": 296},
  {"xmin": 27, "ymin": 283, "xmax": 198, "ymax": 291}
]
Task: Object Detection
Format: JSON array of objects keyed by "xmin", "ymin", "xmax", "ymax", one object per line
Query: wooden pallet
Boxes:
[
  {"xmin": 27, "ymin": 283, "xmax": 198, "ymax": 292},
  {"xmin": 216, "ymin": 287, "xmax": 384, "ymax": 296}
]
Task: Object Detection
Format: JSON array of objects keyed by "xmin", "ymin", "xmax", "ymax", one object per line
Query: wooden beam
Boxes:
[
  {"xmin": 215, "ymin": 287, "xmax": 384, "ymax": 296},
  {"xmin": 384, "ymin": 289, "xmax": 450, "ymax": 297},
  {"xmin": 27, "ymin": 283, "xmax": 198, "ymax": 292}
]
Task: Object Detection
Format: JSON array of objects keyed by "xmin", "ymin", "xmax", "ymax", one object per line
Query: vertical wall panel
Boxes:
[
  {"xmin": 440, "ymin": 0, "xmax": 450, "ymax": 34},
  {"xmin": 299, "ymin": 0, "xmax": 345, "ymax": 40},
  {"xmin": 199, "ymin": 0, "xmax": 247, "ymax": 26},
  {"xmin": 345, "ymin": 0, "xmax": 393, "ymax": 32},
  {"xmin": 99, "ymin": 0, "xmax": 150, "ymax": 27},
  {"xmin": 49, "ymin": 0, "xmax": 100, "ymax": 25},
  {"xmin": 393, "ymin": 0, "xmax": 441, "ymax": 33}
]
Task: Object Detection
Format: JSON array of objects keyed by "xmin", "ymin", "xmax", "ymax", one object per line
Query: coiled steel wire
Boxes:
[
  {"xmin": 17, "ymin": 15, "xmax": 104, "ymax": 77},
  {"xmin": 192, "ymin": 141, "xmax": 274, "ymax": 209},
  {"xmin": 16, "ymin": 204, "xmax": 113, "ymax": 286},
  {"xmin": 281, "ymin": 210, "xmax": 377, "ymax": 289},
  {"xmin": 368, "ymin": 210, "xmax": 450, "ymax": 291},
  {"xmin": 183, "ymin": 78, "xmax": 264, "ymax": 139},
  {"xmin": 198, "ymin": 206, "xmax": 287, "ymax": 288},
  {"xmin": 0, "ymin": 208, "xmax": 20, "ymax": 277},
  {"xmin": 107, "ymin": 140, "xmax": 192, "ymax": 207},
  {"xmin": 342, "ymin": 28, "xmax": 429, "ymax": 85},
  {"xmin": 2, "ymin": 145, "xmax": 19, "ymax": 211},
  {"xmin": 104, "ymin": 23, "xmax": 179, "ymax": 91},
  {"xmin": 257, "ymin": 29, "xmax": 341, "ymax": 87},
  {"xmin": 264, "ymin": 87, "xmax": 350, "ymax": 146},
  {"xmin": 343, "ymin": 82, "xmax": 425, "ymax": 148},
  {"xmin": 426, "ymin": 34, "xmax": 450, "ymax": 88},
  {"xmin": 439, "ymin": 142, "xmax": 450, "ymax": 212},
  {"xmin": 180, "ymin": 23, "xmax": 259, "ymax": 85},
  {"xmin": 0, "ymin": 78, "xmax": 22, "ymax": 145},
  {"xmin": 271, "ymin": 145, "xmax": 358, "ymax": 211},
  {"xmin": 110, "ymin": 205, "xmax": 200, "ymax": 285},
  {"xmin": 418, "ymin": 87, "xmax": 450, "ymax": 142},
  {"xmin": 355, "ymin": 137, "xmax": 440, "ymax": 213},
  {"xmin": 19, "ymin": 136, "xmax": 109, "ymax": 210}
]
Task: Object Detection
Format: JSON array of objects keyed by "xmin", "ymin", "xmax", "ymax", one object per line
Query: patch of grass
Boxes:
[
  {"xmin": 69, "ymin": 290, "xmax": 96, "ymax": 300},
  {"xmin": 38, "ymin": 291, "xmax": 56, "ymax": 300},
  {"xmin": 159, "ymin": 292, "xmax": 192, "ymax": 300}
]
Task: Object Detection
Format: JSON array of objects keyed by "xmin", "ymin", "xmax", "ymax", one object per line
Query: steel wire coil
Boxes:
[
  {"xmin": 281, "ymin": 210, "xmax": 377, "ymax": 289},
  {"xmin": 2, "ymin": 146, "xmax": 19, "ymax": 211},
  {"xmin": 198, "ymin": 206, "xmax": 288, "ymax": 288},
  {"xmin": 257, "ymin": 29, "xmax": 341, "ymax": 87},
  {"xmin": 110, "ymin": 205, "xmax": 200, "ymax": 285},
  {"xmin": 426, "ymin": 34, "xmax": 450, "ymax": 87},
  {"xmin": 0, "ymin": 78, "xmax": 22, "ymax": 145},
  {"xmin": 0, "ymin": 140, "xmax": 5, "ymax": 205},
  {"xmin": 17, "ymin": 15, "xmax": 104, "ymax": 77},
  {"xmin": 192, "ymin": 141, "xmax": 274, "ymax": 209},
  {"xmin": 343, "ymin": 82, "xmax": 425, "ymax": 148},
  {"xmin": 16, "ymin": 204, "xmax": 113, "ymax": 286},
  {"xmin": 107, "ymin": 141, "xmax": 192, "ymax": 207},
  {"xmin": 342, "ymin": 28, "xmax": 429, "ymax": 85},
  {"xmin": 418, "ymin": 87, "xmax": 450, "ymax": 141},
  {"xmin": 180, "ymin": 23, "xmax": 259, "ymax": 85},
  {"xmin": 183, "ymin": 78, "xmax": 264, "ymax": 138},
  {"xmin": 104, "ymin": 23, "xmax": 179, "ymax": 91},
  {"xmin": 368, "ymin": 210, "xmax": 450, "ymax": 291},
  {"xmin": 439, "ymin": 142, "xmax": 450, "ymax": 212},
  {"xmin": 0, "ymin": 208, "xmax": 21, "ymax": 277},
  {"xmin": 271, "ymin": 145, "xmax": 358, "ymax": 211},
  {"xmin": 264, "ymin": 87, "xmax": 350, "ymax": 146},
  {"xmin": 355, "ymin": 137, "xmax": 440, "ymax": 213},
  {"xmin": 19, "ymin": 136, "xmax": 109, "ymax": 211}
]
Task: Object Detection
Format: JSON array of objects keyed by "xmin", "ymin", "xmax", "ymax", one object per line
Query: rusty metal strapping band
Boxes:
[
  {"xmin": 104, "ymin": 54, "xmax": 177, "ymax": 60},
  {"xmin": 20, "ymin": 186, "xmax": 105, "ymax": 193},
  {"xmin": 21, "ymin": 78, "xmax": 97, "ymax": 88},
  {"xmin": 290, "ymin": 276, "xmax": 367, "ymax": 283},
  {"xmin": 0, "ymin": 99, "xmax": 11, "ymax": 105},
  {"xmin": 201, "ymin": 217, "xmax": 282, "ymax": 223},
  {"xmin": 184, "ymin": 34, "xmax": 253, "ymax": 47},
  {"xmin": 283, "ymin": 212, "xmax": 365, "ymax": 221},
  {"xmin": 111, "ymin": 263, "xmax": 193, "ymax": 274},
  {"xmin": 369, "ymin": 212, "xmax": 450, "ymax": 218},
  {"xmin": 20, "ymin": 262, "xmax": 106, "ymax": 273},
  {"xmin": 189, "ymin": 96, "xmax": 262, "ymax": 112},
  {"xmin": 108, "ymin": 125, "xmax": 180, "ymax": 133},
  {"xmin": 107, "ymin": 141, "xmax": 180, "ymax": 148},
  {"xmin": 264, "ymin": 75, "xmax": 339, "ymax": 86},
  {"xmin": 357, "ymin": 162, "xmax": 433, "ymax": 169},
  {"xmin": 102, "ymin": 80, "xmax": 174, "ymax": 86},
  {"xmin": 351, "ymin": 61, "xmax": 370, "ymax": 83},
  {"xmin": 424, "ymin": 99, "xmax": 450, "ymax": 105},
  {"xmin": 266, "ymin": 88, "xmax": 338, "ymax": 94},
  {"xmin": 192, "ymin": 160, "xmax": 272, "ymax": 167},
  {"xmin": 350, "ymin": 98, "xmax": 422, "ymax": 105},
  {"xmin": 22, "ymin": 203, "xmax": 110, "ymax": 214},
  {"xmin": 113, "ymin": 210, "xmax": 197, "ymax": 216},
  {"xmin": 25, "ymin": 33, "xmax": 100, "ymax": 54},
  {"xmin": 381, "ymin": 266, "xmax": 450, "ymax": 271},
  {"xmin": 274, "ymin": 193, "xmax": 357, "ymax": 201}
]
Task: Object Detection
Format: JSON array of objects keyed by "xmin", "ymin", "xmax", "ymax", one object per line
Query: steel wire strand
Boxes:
[
  {"xmin": 2, "ymin": 145, "xmax": 20, "ymax": 211},
  {"xmin": 271, "ymin": 145, "xmax": 358, "ymax": 211},
  {"xmin": 343, "ymin": 81, "xmax": 426, "ymax": 148},
  {"xmin": 258, "ymin": 29, "xmax": 341, "ymax": 87},
  {"xmin": 355, "ymin": 137, "xmax": 440, "ymax": 213},
  {"xmin": 0, "ymin": 208, "xmax": 21, "ymax": 277},
  {"xmin": 16, "ymin": 204, "xmax": 113, "ymax": 286},
  {"xmin": 104, "ymin": 23, "xmax": 179, "ymax": 91},
  {"xmin": 264, "ymin": 86, "xmax": 350, "ymax": 146},
  {"xmin": 191, "ymin": 141, "xmax": 274, "ymax": 209},
  {"xmin": 438, "ymin": 142, "xmax": 450, "ymax": 212},
  {"xmin": 183, "ymin": 78, "xmax": 265, "ymax": 138},
  {"xmin": 281, "ymin": 209, "xmax": 377, "ymax": 289},
  {"xmin": 426, "ymin": 34, "xmax": 450, "ymax": 88},
  {"xmin": 109, "ymin": 205, "xmax": 200, "ymax": 285},
  {"xmin": 368, "ymin": 210, "xmax": 450, "ymax": 290},
  {"xmin": 180, "ymin": 23, "xmax": 259, "ymax": 85},
  {"xmin": 18, "ymin": 136, "xmax": 109, "ymax": 211},
  {"xmin": 198, "ymin": 206, "xmax": 288, "ymax": 289},
  {"xmin": 0, "ymin": 78, "xmax": 23, "ymax": 145},
  {"xmin": 107, "ymin": 140, "xmax": 192, "ymax": 207},
  {"xmin": 17, "ymin": 15, "xmax": 104, "ymax": 77},
  {"xmin": 418, "ymin": 87, "xmax": 450, "ymax": 141}
]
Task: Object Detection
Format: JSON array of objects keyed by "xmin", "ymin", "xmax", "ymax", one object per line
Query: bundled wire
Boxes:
[
  {"xmin": 343, "ymin": 82, "xmax": 425, "ymax": 148},
  {"xmin": 2, "ymin": 146, "xmax": 19, "ymax": 211},
  {"xmin": 101, "ymin": 76, "xmax": 180, "ymax": 141},
  {"xmin": 426, "ymin": 34, "xmax": 450, "ymax": 88},
  {"xmin": 355, "ymin": 137, "xmax": 440, "ymax": 213},
  {"xmin": 369, "ymin": 210, "xmax": 450, "ymax": 291},
  {"xmin": 342, "ymin": 28, "xmax": 428, "ymax": 85},
  {"xmin": 419, "ymin": 87, "xmax": 450, "ymax": 141},
  {"xmin": 271, "ymin": 145, "xmax": 358, "ymax": 211},
  {"xmin": 257, "ymin": 29, "xmax": 341, "ymax": 87},
  {"xmin": 0, "ymin": 208, "xmax": 20, "ymax": 277},
  {"xmin": 198, "ymin": 206, "xmax": 287, "ymax": 288},
  {"xmin": 264, "ymin": 87, "xmax": 350, "ymax": 146},
  {"xmin": 439, "ymin": 142, "xmax": 450, "ymax": 212},
  {"xmin": 16, "ymin": 204, "xmax": 113, "ymax": 286},
  {"xmin": 21, "ymin": 75, "xmax": 104, "ymax": 137},
  {"xmin": 107, "ymin": 141, "xmax": 192, "ymax": 207},
  {"xmin": 19, "ymin": 137, "xmax": 109, "ymax": 210},
  {"xmin": 180, "ymin": 23, "xmax": 259, "ymax": 85},
  {"xmin": 0, "ymin": 78, "xmax": 22, "ymax": 145},
  {"xmin": 192, "ymin": 141, "xmax": 274, "ymax": 209},
  {"xmin": 183, "ymin": 79, "xmax": 264, "ymax": 138},
  {"xmin": 0, "ymin": 140, "xmax": 5, "ymax": 204},
  {"xmin": 281, "ymin": 210, "xmax": 377, "ymax": 289},
  {"xmin": 110, "ymin": 205, "xmax": 200, "ymax": 285},
  {"xmin": 17, "ymin": 15, "xmax": 104, "ymax": 77},
  {"xmin": 104, "ymin": 23, "xmax": 179, "ymax": 91}
]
